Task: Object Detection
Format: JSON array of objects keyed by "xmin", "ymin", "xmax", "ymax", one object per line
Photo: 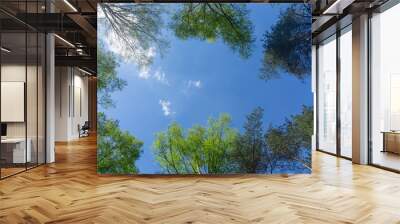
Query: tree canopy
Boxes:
[
  {"xmin": 97, "ymin": 112, "xmax": 143, "ymax": 174},
  {"xmin": 265, "ymin": 105, "xmax": 313, "ymax": 171},
  {"xmin": 97, "ymin": 44, "xmax": 143, "ymax": 174},
  {"xmin": 99, "ymin": 3, "xmax": 169, "ymax": 67},
  {"xmin": 153, "ymin": 114, "xmax": 238, "ymax": 174},
  {"xmin": 170, "ymin": 3, "xmax": 255, "ymax": 59},
  {"xmin": 97, "ymin": 44, "xmax": 126, "ymax": 109},
  {"xmin": 231, "ymin": 107, "xmax": 265, "ymax": 173},
  {"xmin": 260, "ymin": 4, "xmax": 311, "ymax": 81},
  {"xmin": 152, "ymin": 107, "xmax": 312, "ymax": 174}
]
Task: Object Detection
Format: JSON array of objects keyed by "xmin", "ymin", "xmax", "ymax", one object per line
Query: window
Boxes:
[
  {"xmin": 317, "ymin": 35, "xmax": 337, "ymax": 154},
  {"xmin": 339, "ymin": 26, "xmax": 352, "ymax": 158},
  {"xmin": 370, "ymin": 3, "xmax": 400, "ymax": 171}
]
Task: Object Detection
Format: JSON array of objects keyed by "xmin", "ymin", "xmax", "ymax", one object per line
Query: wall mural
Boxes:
[{"xmin": 97, "ymin": 3, "xmax": 313, "ymax": 174}]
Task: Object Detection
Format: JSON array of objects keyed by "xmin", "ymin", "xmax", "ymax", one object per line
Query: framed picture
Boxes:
[{"xmin": 97, "ymin": 3, "xmax": 312, "ymax": 175}]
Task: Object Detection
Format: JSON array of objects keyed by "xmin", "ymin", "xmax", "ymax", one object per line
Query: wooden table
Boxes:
[{"xmin": 382, "ymin": 131, "xmax": 400, "ymax": 154}]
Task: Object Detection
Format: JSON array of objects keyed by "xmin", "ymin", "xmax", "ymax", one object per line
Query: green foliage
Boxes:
[
  {"xmin": 152, "ymin": 123, "xmax": 187, "ymax": 174},
  {"xmin": 288, "ymin": 105, "xmax": 313, "ymax": 150},
  {"xmin": 204, "ymin": 114, "xmax": 238, "ymax": 173},
  {"xmin": 265, "ymin": 105, "xmax": 313, "ymax": 171},
  {"xmin": 170, "ymin": 3, "xmax": 254, "ymax": 59},
  {"xmin": 97, "ymin": 44, "xmax": 143, "ymax": 175},
  {"xmin": 231, "ymin": 107, "xmax": 264, "ymax": 173},
  {"xmin": 152, "ymin": 107, "xmax": 313, "ymax": 174},
  {"xmin": 264, "ymin": 126, "xmax": 287, "ymax": 173},
  {"xmin": 260, "ymin": 4, "xmax": 311, "ymax": 80},
  {"xmin": 97, "ymin": 44, "xmax": 126, "ymax": 109},
  {"xmin": 153, "ymin": 114, "xmax": 238, "ymax": 174},
  {"xmin": 97, "ymin": 112, "xmax": 143, "ymax": 174}
]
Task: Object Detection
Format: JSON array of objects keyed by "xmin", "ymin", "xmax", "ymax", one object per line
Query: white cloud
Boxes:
[
  {"xmin": 138, "ymin": 66, "xmax": 151, "ymax": 79},
  {"xmin": 182, "ymin": 80, "xmax": 202, "ymax": 95},
  {"xmin": 137, "ymin": 67, "xmax": 169, "ymax": 85},
  {"xmin": 159, "ymin": 99, "xmax": 174, "ymax": 116},
  {"xmin": 187, "ymin": 80, "xmax": 202, "ymax": 89},
  {"xmin": 145, "ymin": 46, "xmax": 156, "ymax": 59},
  {"xmin": 154, "ymin": 69, "xmax": 169, "ymax": 85}
]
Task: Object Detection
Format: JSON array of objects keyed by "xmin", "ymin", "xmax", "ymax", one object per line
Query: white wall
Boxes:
[
  {"xmin": 55, "ymin": 67, "xmax": 89, "ymax": 141},
  {"xmin": 72, "ymin": 72, "xmax": 89, "ymax": 138},
  {"xmin": 55, "ymin": 66, "xmax": 69, "ymax": 141}
]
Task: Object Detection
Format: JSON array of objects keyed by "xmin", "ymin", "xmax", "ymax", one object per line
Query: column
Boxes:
[{"xmin": 352, "ymin": 14, "xmax": 369, "ymax": 164}]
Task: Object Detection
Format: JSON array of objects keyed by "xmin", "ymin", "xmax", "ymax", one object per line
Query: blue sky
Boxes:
[{"xmin": 101, "ymin": 4, "xmax": 312, "ymax": 173}]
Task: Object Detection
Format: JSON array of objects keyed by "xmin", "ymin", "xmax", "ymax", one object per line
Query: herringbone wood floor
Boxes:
[{"xmin": 1, "ymin": 136, "xmax": 400, "ymax": 224}]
